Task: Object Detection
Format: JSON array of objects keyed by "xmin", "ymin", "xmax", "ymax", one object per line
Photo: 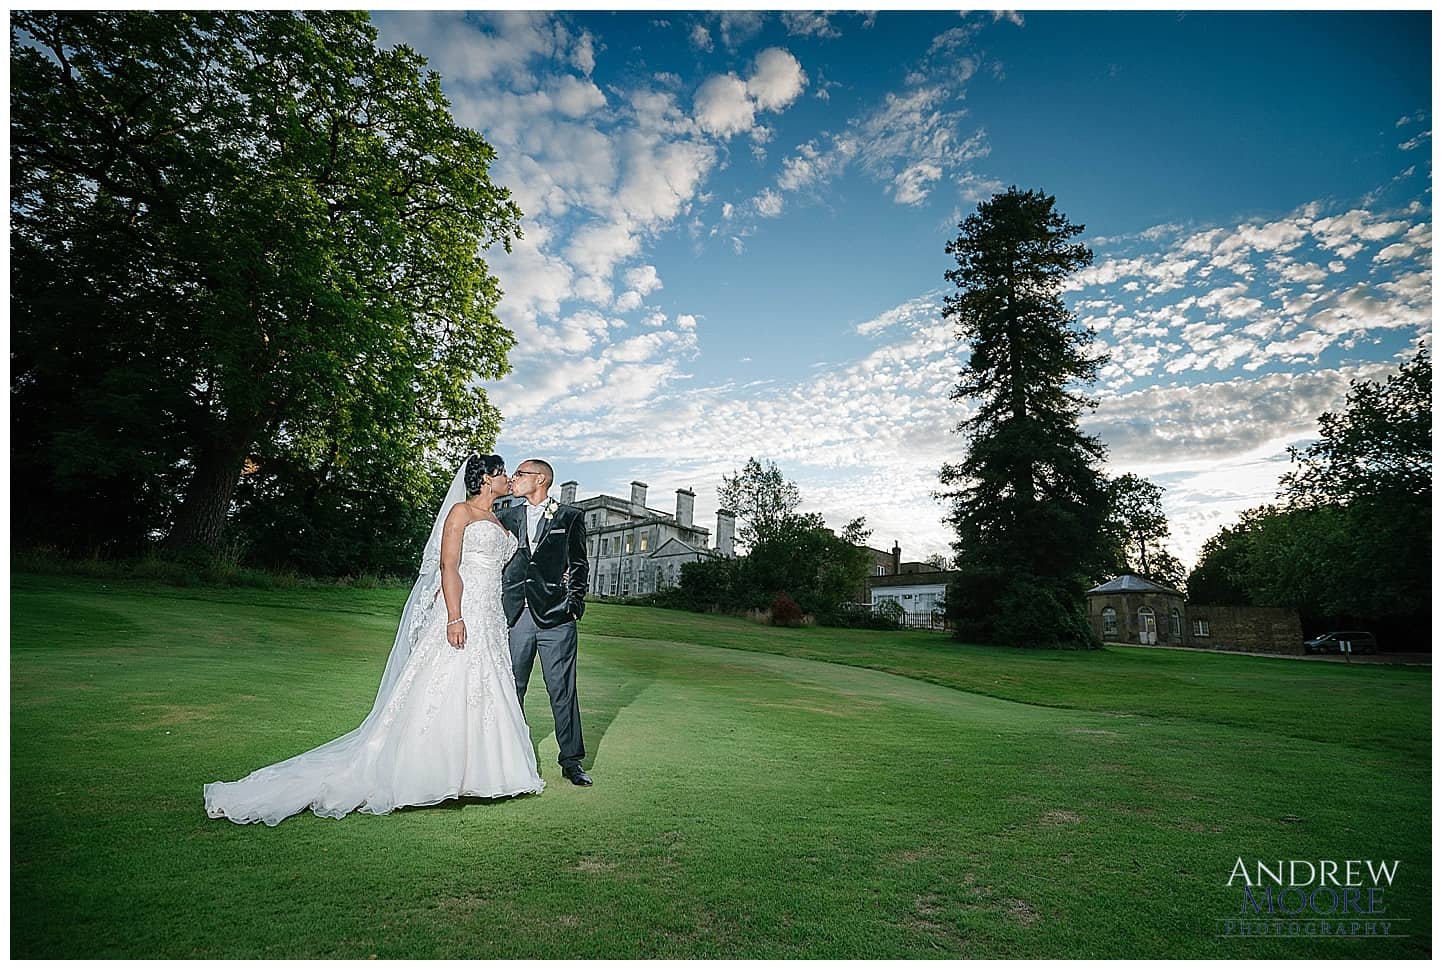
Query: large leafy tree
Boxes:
[
  {"xmin": 1185, "ymin": 514, "xmax": 1259, "ymax": 607},
  {"xmin": 718, "ymin": 457, "xmax": 802, "ymax": 551},
  {"xmin": 1102, "ymin": 473, "xmax": 1186, "ymax": 590},
  {"xmin": 12, "ymin": 12, "xmax": 521, "ymax": 560},
  {"xmin": 938, "ymin": 187, "xmax": 1110, "ymax": 649},
  {"xmin": 1187, "ymin": 346, "xmax": 1431, "ymax": 636},
  {"xmin": 1280, "ymin": 345, "xmax": 1431, "ymax": 508},
  {"xmin": 680, "ymin": 459, "xmax": 872, "ymax": 623}
]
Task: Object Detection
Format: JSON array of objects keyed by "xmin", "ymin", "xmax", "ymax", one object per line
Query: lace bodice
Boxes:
[{"xmin": 459, "ymin": 518, "xmax": 519, "ymax": 573}]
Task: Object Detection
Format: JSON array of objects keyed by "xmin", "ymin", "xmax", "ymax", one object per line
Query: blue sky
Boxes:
[{"xmin": 372, "ymin": 10, "xmax": 1431, "ymax": 569}]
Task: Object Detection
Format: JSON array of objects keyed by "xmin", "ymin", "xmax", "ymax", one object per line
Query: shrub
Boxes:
[
  {"xmin": 770, "ymin": 592, "xmax": 803, "ymax": 627},
  {"xmin": 819, "ymin": 602, "xmax": 902, "ymax": 630}
]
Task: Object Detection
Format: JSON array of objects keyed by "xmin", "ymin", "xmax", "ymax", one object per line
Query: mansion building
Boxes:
[{"xmin": 557, "ymin": 480, "xmax": 735, "ymax": 598}]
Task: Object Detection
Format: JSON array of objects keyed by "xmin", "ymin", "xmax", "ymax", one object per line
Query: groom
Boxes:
[{"xmin": 501, "ymin": 459, "xmax": 593, "ymax": 786}]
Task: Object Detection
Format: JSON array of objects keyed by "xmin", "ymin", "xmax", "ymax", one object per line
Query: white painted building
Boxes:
[
  {"xmin": 870, "ymin": 581, "xmax": 947, "ymax": 616},
  {"xmin": 556, "ymin": 480, "xmax": 735, "ymax": 598}
]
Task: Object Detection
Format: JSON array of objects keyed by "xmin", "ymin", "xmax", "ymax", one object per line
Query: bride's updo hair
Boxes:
[{"xmin": 465, "ymin": 454, "xmax": 505, "ymax": 495}]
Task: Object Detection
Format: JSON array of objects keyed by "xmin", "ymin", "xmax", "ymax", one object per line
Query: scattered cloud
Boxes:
[
  {"xmin": 754, "ymin": 188, "xmax": 784, "ymax": 218},
  {"xmin": 762, "ymin": 21, "xmax": 992, "ymax": 211},
  {"xmin": 370, "ymin": 13, "xmax": 1428, "ymax": 571},
  {"xmin": 781, "ymin": 11, "xmax": 842, "ymax": 39}
]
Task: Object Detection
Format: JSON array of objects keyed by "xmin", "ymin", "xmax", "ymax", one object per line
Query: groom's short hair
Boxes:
[{"xmin": 526, "ymin": 458, "xmax": 555, "ymax": 488}]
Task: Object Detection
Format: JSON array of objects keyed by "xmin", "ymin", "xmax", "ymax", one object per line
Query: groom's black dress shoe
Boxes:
[{"xmin": 562, "ymin": 765, "xmax": 593, "ymax": 787}]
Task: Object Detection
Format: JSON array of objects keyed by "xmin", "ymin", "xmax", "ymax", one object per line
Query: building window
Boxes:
[
  {"xmin": 609, "ymin": 571, "xmax": 619, "ymax": 596},
  {"xmin": 874, "ymin": 565, "xmax": 885, "ymax": 576},
  {"xmin": 1170, "ymin": 608, "xmax": 1182, "ymax": 640},
  {"xmin": 597, "ymin": 569, "xmax": 607, "ymax": 596},
  {"xmin": 1101, "ymin": 607, "xmax": 1118, "ymax": 638},
  {"xmin": 1193, "ymin": 618, "xmax": 1211, "ymax": 638},
  {"xmin": 625, "ymin": 536, "xmax": 633, "ymax": 554},
  {"xmin": 640, "ymin": 533, "xmax": 649, "ymax": 552}
]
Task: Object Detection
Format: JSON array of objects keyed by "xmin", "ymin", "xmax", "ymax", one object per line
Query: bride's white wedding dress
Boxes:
[{"xmin": 204, "ymin": 516, "xmax": 543, "ymax": 825}]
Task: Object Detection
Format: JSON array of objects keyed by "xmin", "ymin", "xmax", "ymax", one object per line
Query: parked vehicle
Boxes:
[{"xmin": 1304, "ymin": 631, "xmax": 1378, "ymax": 655}]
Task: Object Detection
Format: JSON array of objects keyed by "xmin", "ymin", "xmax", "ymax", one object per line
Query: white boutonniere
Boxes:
[{"xmin": 543, "ymin": 498, "xmax": 560, "ymax": 520}]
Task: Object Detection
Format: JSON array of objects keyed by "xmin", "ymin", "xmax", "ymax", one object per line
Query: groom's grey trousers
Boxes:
[{"xmin": 508, "ymin": 606, "xmax": 585, "ymax": 770}]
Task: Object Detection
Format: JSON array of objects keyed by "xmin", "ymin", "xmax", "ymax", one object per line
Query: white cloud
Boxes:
[
  {"xmin": 893, "ymin": 161, "xmax": 943, "ymax": 205},
  {"xmin": 694, "ymin": 49, "xmax": 808, "ymax": 141},
  {"xmin": 715, "ymin": 11, "xmax": 765, "ymax": 50},
  {"xmin": 689, "ymin": 24, "xmax": 713, "ymax": 51},
  {"xmin": 754, "ymin": 188, "xmax": 784, "ymax": 218},
  {"xmin": 623, "ymin": 264, "xmax": 663, "ymax": 296},
  {"xmin": 693, "ymin": 74, "xmax": 755, "ymax": 138},
  {"xmin": 855, "ymin": 293, "xmax": 943, "ymax": 336},
  {"xmin": 747, "ymin": 48, "xmax": 808, "ymax": 112},
  {"xmin": 781, "ymin": 11, "xmax": 841, "ymax": 38},
  {"xmin": 548, "ymin": 75, "xmax": 606, "ymax": 117},
  {"xmin": 566, "ymin": 220, "xmax": 640, "ymax": 292},
  {"xmin": 571, "ymin": 28, "xmax": 596, "ymax": 76},
  {"xmin": 758, "ymin": 24, "xmax": 990, "ymax": 213},
  {"xmin": 1399, "ymin": 130, "xmax": 1431, "ymax": 151},
  {"xmin": 777, "ymin": 138, "xmax": 851, "ymax": 193},
  {"xmin": 1374, "ymin": 241, "xmax": 1416, "ymax": 263}
]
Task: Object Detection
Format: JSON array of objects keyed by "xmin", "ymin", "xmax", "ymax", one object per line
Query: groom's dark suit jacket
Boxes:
[{"xmin": 500, "ymin": 500, "xmax": 589, "ymax": 628}]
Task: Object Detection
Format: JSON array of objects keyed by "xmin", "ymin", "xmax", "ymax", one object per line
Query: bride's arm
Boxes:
[{"xmin": 439, "ymin": 504, "xmax": 470, "ymax": 649}]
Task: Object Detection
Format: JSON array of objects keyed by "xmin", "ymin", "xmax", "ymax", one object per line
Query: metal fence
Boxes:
[{"xmin": 896, "ymin": 611, "xmax": 950, "ymax": 631}]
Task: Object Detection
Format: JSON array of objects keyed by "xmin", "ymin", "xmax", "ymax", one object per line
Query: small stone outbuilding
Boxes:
[
  {"xmin": 1086, "ymin": 574, "xmax": 1187, "ymax": 646},
  {"xmin": 1086, "ymin": 573, "xmax": 1304, "ymax": 655}
]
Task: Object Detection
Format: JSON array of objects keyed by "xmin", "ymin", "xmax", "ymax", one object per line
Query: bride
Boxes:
[{"xmin": 204, "ymin": 454, "xmax": 544, "ymax": 825}]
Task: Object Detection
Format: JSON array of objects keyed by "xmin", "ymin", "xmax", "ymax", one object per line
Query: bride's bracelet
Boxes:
[{"xmin": 447, "ymin": 618, "xmax": 465, "ymax": 627}]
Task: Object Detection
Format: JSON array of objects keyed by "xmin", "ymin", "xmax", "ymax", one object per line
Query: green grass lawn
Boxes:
[{"xmin": 11, "ymin": 574, "xmax": 1431, "ymax": 958}]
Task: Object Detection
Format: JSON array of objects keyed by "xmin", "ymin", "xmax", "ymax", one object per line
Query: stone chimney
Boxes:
[
  {"xmin": 716, "ymin": 510, "xmax": 736, "ymax": 557},
  {"xmin": 892, "ymin": 542, "xmax": 901, "ymax": 575},
  {"xmin": 630, "ymin": 481, "xmax": 649, "ymax": 511},
  {"xmin": 675, "ymin": 488, "xmax": 695, "ymax": 529},
  {"xmin": 558, "ymin": 480, "xmax": 578, "ymax": 505}
]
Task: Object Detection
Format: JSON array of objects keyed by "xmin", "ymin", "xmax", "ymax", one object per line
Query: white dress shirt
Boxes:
[{"xmin": 525, "ymin": 500, "xmax": 546, "ymax": 544}]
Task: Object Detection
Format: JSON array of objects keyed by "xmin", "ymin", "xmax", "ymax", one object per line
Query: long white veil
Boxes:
[
  {"xmin": 367, "ymin": 458, "xmax": 468, "ymax": 717},
  {"xmin": 203, "ymin": 459, "xmax": 470, "ymax": 825}
]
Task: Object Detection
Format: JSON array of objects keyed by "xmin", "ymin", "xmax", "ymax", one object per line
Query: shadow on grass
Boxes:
[
  {"xmin": 522, "ymin": 665, "xmax": 656, "ymax": 774},
  {"xmin": 395, "ymin": 789, "xmax": 546, "ymax": 814}
]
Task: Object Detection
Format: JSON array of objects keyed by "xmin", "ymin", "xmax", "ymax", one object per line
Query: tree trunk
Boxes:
[{"xmin": 165, "ymin": 436, "xmax": 250, "ymax": 553}]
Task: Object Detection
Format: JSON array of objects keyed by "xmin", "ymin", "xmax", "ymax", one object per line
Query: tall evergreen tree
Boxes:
[{"xmin": 938, "ymin": 188, "xmax": 1110, "ymax": 649}]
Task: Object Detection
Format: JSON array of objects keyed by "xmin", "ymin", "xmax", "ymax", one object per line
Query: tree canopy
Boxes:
[
  {"xmin": 939, "ymin": 187, "xmax": 1110, "ymax": 649},
  {"xmin": 12, "ymin": 12, "xmax": 521, "ymax": 569},
  {"xmin": 1280, "ymin": 345, "xmax": 1431, "ymax": 508},
  {"xmin": 717, "ymin": 458, "xmax": 802, "ymax": 552},
  {"xmin": 676, "ymin": 459, "xmax": 874, "ymax": 625},
  {"xmin": 1187, "ymin": 345, "xmax": 1431, "ymax": 639},
  {"xmin": 1102, "ymin": 473, "xmax": 1186, "ymax": 591}
]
